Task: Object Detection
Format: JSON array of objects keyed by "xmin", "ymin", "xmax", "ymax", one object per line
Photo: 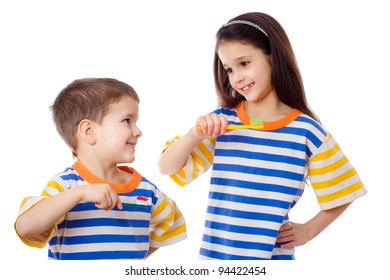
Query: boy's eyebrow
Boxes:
[{"xmin": 122, "ymin": 113, "xmax": 139, "ymax": 119}]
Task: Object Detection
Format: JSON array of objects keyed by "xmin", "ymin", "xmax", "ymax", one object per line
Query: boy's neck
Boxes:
[{"xmin": 76, "ymin": 156, "xmax": 132, "ymax": 184}]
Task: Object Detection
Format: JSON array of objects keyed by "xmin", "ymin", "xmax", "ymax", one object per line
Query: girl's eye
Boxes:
[
  {"xmin": 225, "ymin": 68, "xmax": 233, "ymax": 74},
  {"xmin": 123, "ymin": 118, "xmax": 130, "ymax": 124},
  {"xmin": 241, "ymin": 61, "xmax": 250, "ymax": 67}
]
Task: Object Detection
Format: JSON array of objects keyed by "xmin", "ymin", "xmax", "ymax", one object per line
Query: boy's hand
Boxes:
[
  {"xmin": 193, "ymin": 113, "xmax": 228, "ymax": 138},
  {"xmin": 77, "ymin": 183, "xmax": 123, "ymax": 210}
]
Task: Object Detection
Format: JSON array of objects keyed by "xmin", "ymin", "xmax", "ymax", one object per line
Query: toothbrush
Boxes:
[{"xmin": 198, "ymin": 118, "xmax": 264, "ymax": 130}]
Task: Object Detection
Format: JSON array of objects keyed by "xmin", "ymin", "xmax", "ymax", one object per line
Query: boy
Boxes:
[{"xmin": 15, "ymin": 78, "xmax": 186, "ymax": 260}]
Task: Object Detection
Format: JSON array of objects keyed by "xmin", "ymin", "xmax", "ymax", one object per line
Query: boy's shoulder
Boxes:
[{"xmin": 47, "ymin": 166, "xmax": 84, "ymax": 190}]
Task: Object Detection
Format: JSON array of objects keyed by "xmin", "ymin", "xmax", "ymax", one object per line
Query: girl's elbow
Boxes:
[
  {"xmin": 15, "ymin": 219, "xmax": 32, "ymax": 239},
  {"xmin": 158, "ymin": 158, "xmax": 172, "ymax": 175}
]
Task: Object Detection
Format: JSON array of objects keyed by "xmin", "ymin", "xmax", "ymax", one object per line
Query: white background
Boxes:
[{"xmin": 1, "ymin": 0, "xmax": 388, "ymax": 279}]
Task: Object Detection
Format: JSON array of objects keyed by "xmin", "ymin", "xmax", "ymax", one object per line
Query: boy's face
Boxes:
[{"xmin": 94, "ymin": 96, "xmax": 142, "ymax": 164}]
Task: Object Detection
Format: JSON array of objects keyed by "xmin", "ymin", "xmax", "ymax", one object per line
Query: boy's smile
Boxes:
[{"xmin": 94, "ymin": 96, "xmax": 142, "ymax": 165}]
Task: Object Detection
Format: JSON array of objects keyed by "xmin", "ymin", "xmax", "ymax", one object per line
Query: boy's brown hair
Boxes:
[{"xmin": 50, "ymin": 78, "xmax": 139, "ymax": 156}]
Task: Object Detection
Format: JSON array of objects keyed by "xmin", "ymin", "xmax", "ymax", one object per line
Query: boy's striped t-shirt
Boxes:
[
  {"xmin": 165, "ymin": 102, "xmax": 366, "ymax": 260},
  {"xmin": 15, "ymin": 160, "xmax": 187, "ymax": 260}
]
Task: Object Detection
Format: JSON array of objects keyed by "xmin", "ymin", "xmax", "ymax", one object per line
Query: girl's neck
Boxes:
[{"xmin": 244, "ymin": 98, "xmax": 293, "ymax": 122}]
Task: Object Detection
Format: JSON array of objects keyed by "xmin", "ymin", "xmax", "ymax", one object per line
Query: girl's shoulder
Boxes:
[
  {"xmin": 294, "ymin": 113, "xmax": 327, "ymax": 136},
  {"xmin": 212, "ymin": 106, "xmax": 237, "ymax": 116}
]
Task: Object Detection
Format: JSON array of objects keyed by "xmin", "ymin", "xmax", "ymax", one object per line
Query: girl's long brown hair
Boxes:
[{"xmin": 213, "ymin": 12, "xmax": 319, "ymax": 122}]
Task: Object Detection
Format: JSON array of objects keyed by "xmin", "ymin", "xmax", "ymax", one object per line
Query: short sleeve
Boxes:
[
  {"xmin": 149, "ymin": 190, "xmax": 187, "ymax": 248},
  {"xmin": 14, "ymin": 180, "xmax": 66, "ymax": 248},
  {"xmin": 163, "ymin": 136, "xmax": 216, "ymax": 186},
  {"xmin": 308, "ymin": 133, "xmax": 367, "ymax": 210}
]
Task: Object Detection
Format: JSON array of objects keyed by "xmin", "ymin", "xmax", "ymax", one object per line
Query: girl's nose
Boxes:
[{"xmin": 233, "ymin": 71, "xmax": 244, "ymax": 84}]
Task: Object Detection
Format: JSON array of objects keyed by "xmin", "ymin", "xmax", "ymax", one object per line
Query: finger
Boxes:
[
  {"xmin": 104, "ymin": 192, "xmax": 114, "ymax": 210},
  {"xmin": 110, "ymin": 192, "xmax": 122, "ymax": 211},
  {"xmin": 277, "ymin": 225, "xmax": 294, "ymax": 238},
  {"xmin": 279, "ymin": 240, "xmax": 295, "ymax": 249},
  {"xmin": 107, "ymin": 191, "xmax": 121, "ymax": 211},
  {"xmin": 280, "ymin": 222, "xmax": 293, "ymax": 231},
  {"xmin": 94, "ymin": 200, "xmax": 107, "ymax": 209},
  {"xmin": 277, "ymin": 230, "xmax": 292, "ymax": 239},
  {"xmin": 276, "ymin": 234, "xmax": 295, "ymax": 244},
  {"xmin": 196, "ymin": 116, "xmax": 206, "ymax": 130},
  {"xmin": 196, "ymin": 117, "xmax": 209, "ymax": 135},
  {"xmin": 205, "ymin": 114, "xmax": 215, "ymax": 135},
  {"xmin": 116, "ymin": 199, "xmax": 123, "ymax": 210},
  {"xmin": 95, "ymin": 190, "xmax": 114, "ymax": 211},
  {"xmin": 210, "ymin": 114, "xmax": 222, "ymax": 136},
  {"xmin": 219, "ymin": 116, "xmax": 228, "ymax": 134}
]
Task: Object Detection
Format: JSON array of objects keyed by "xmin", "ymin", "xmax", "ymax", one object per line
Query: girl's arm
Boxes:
[
  {"xmin": 158, "ymin": 113, "xmax": 228, "ymax": 175},
  {"xmin": 158, "ymin": 128, "xmax": 203, "ymax": 175},
  {"xmin": 15, "ymin": 183, "xmax": 122, "ymax": 239},
  {"xmin": 276, "ymin": 202, "xmax": 351, "ymax": 248}
]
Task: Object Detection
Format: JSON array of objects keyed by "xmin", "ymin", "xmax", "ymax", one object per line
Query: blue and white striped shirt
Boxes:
[
  {"xmin": 165, "ymin": 103, "xmax": 366, "ymax": 260},
  {"xmin": 16, "ymin": 160, "xmax": 186, "ymax": 260}
]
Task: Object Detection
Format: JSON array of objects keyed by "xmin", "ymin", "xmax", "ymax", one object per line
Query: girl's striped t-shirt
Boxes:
[
  {"xmin": 165, "ymin": 103, "xmax": 366, "ymax": 260},
  {"xmin": 15, "ymin": 160, "xmax": 187, "ymax": 260}
]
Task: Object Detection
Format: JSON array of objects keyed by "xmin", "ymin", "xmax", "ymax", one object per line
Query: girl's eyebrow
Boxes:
[{"xmin": 222, "ymin": 55, "xmax": 252, "ymax": 68}]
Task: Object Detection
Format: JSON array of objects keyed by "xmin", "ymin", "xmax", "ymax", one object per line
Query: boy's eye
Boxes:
[
  {"xmin": 123, "ymin": 118, "xmax": 130, "ymax": 123},
  {"xmin": 241, "ymin": 61, "xmax": 249, "ymax": 67}
]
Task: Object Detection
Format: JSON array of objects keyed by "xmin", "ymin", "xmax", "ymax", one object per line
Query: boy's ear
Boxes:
[{"xmin": 78, "ymin": 119, "xmax": 96, "ymax": 145}]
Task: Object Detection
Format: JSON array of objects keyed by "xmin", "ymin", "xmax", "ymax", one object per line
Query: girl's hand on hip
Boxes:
[{"xmin": 276, "ymin": 221, "xmax": 311, "ymax": 248}]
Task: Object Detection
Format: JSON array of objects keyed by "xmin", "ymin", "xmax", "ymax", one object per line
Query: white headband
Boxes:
[{"xmin": 224, "ymin": 19, "xmax": 268, "ymax": 37}]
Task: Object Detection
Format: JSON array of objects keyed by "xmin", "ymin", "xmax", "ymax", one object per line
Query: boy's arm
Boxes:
[
  {"xmin": 276, "ymin": 202, "xmax": 351, "ymax": 248},
  {"xmin": 15, "ymin": 183, "xmax": 122, "ymax": 240},
  {"xmin": 15, "ymin": 187, "xmax": 83, "ymax": 238}
]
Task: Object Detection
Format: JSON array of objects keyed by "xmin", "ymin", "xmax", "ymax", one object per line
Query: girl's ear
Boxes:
[{"xmin": 78, "ymin": 119, "xmax": 96, "ymax": 145}]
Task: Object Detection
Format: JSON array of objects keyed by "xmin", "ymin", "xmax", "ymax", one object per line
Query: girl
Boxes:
[{"xmin": 158, "ymin": 12, "xmax": 366, "ymax": 260}]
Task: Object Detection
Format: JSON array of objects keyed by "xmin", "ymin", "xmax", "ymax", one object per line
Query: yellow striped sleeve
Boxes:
[
  {"xmin": 311, "ymin": 168, "xmax": 357, "ymax": 189},
  {"xmin": 308, "ymin": 134, "xmax": 367, "ymax": 210},
  {"xmin": 151, "ymin": 195, "xmax": 169, "ymax": 219},
  {"xmin": 14, "ymin": 180, "xmax": 66, "ymax": 248},
  {"xmin": 316, "ymin": 182, "xmax": 364, "ymax": 204},
  {"xmin": 42, "ymin": 180, "xmax": 65, "ymax": 196},
  {"xmin": 197, "ymin": 139, "xmax": 215, "ymax": 166},
  {"xmin": 150, "ymin": 223, "xmax": 186, "ymax": 243},
  {"xmin": 310, "ymin": 141, "xmax": 341, "ymax": 162},
  {"xmin": 164, "ymin": 136, "xmax": 215, "ymax": 186},
  {"xmin": 150, "ymin": 193, "xmax": 187, "ymax": 247}
]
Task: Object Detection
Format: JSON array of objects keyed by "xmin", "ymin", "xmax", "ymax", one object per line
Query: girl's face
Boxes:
[
  {"xmin": 94, "ymin": 96, "xmax": 142, "ymax": 164},
  {"xmin": 217, "ymin": 41, "xmax": 274, "ymax": 105}
]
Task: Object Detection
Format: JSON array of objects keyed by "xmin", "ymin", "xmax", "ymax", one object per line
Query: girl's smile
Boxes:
[
  {"xmin": 240, "ymin": 82, "xmax": 255, "ymax": 93},
  {"xmin": 217, "ymin": 41, "xmax": 274, "ymax": 104}
]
